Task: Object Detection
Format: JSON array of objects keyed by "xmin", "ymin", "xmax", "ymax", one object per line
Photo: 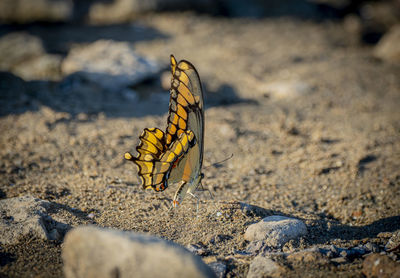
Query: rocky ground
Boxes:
[{"xmin": 1, "ymin": 8, "xmax": 400, "ymax": 278}]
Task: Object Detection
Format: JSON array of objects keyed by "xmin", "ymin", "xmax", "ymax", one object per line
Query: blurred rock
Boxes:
[
  {"xmin": 0, "ymin": 33, "xmax": 44, "ymax": 68},
  {"xmin": 62, "ymin": 226, "xmax": 216, "ymax": 278},
  {"xmin": 88, "ymin": 0, "xmax": 218, "ymax": 24},
  {"xmin": 374, "ymin": 24, "xmax": 400, "ymax": 63},
  {"xmin": 0, "ymin": 195, "xmax": 70, "ymax": 244},
  {"xmin": 247, "ymin": 256, "xmax": 286, "ymax": 278},
  {"xmin": 187, "ymin": 243, "xmax": 208, "ymax": 256},
  {"xmin": 208, "ymin": 261, "xmax": 226, "ymax": 278},
  {"xmin": 0, "ymin": 0, "xmax": 72, "ymax": 23},
  {"xmin": 386, "ymin": 230, "xmax": 400, "ymax": 251},
  {"xmin": 0, "ymin": 32, "xmax": 62, "ymax": 80},
  {"xmin": 362, "ymin": 254, "xmax": 400, "ymax": 278},
  {"xmin": 244, "ymin": 216, "xmax": 307, "ymax": 248},
  {"xmin": 286, "ymin": 248, "xmax": 329, "ymax": 265},
  {"xmin": 62, "ymin": 40, "xmax": 161, "ymax": 91},
  {"xmin": 262, "ymin": 81, "xmax": 313, "ymax": 99}
]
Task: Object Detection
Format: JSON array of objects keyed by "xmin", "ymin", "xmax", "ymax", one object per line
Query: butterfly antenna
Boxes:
[{"xmin": 204, "ymin": 153, "xmax": 234, "ymax": 170}]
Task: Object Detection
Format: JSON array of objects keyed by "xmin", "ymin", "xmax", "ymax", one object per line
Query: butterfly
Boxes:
[{"xmin": 124, "ymin": 55, "xmax": 204, "ymax": 207}]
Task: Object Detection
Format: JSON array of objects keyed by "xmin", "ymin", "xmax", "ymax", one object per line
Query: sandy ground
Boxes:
[{"xmin": 1, "ymin": 13, "xmax": 400, "ymax": 277}]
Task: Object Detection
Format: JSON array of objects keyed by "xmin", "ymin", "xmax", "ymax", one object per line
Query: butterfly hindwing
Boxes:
[{"xmin": 125, "ymin": 129, "xmax": 195, "ymax": 192}]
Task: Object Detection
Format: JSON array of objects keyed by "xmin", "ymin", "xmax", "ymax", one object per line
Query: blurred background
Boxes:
[{"xmin": 0, "ymin": 0, "xmax": 399, "ymax": 118}]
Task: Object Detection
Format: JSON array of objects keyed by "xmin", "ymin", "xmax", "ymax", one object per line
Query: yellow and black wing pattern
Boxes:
[
  {"xmin": 124, "ymin": 128, "xmax": 195, "ymax": 191},
  {"xmin": 125, "ymin": 54, "xmax": 204, "ymax": 206}
]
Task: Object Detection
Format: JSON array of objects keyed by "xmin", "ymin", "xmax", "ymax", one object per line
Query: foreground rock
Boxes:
[
  {"xmin": 362, "ymin": 254, "xmax": 400, "ymax": 278},
  {"xmin": 244, "ymin": 215, "xmax": 307, "ymax": 248},
  {"xmin": 62, "ymin": 226, "xmax": 216, "ymax": 278},
  {"xmin": 62, "ymin": 40, "xmax": 161, "ymax": 91},
  {"xmin": 374, "ymin": 24, "xmax": 400, "ymax": 64},
  {"xmin": 0, "ymin": 195, "xmax": 70, "ymax": 244}
]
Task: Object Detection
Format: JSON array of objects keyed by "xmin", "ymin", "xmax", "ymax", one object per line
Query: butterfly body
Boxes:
[{"xmin": 125, "ymin": 55, "xmax": 204, "ymax": 207}]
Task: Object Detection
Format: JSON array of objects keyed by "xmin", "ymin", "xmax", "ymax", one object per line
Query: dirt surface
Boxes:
[{"xmin": 1, "ymin": 13, "xmax": 400, "ymax": 277}]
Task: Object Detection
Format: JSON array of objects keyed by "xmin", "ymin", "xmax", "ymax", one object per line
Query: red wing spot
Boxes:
[{"xmin": 172, "ymin": 158, "xmax": 180, "ymax": 169}]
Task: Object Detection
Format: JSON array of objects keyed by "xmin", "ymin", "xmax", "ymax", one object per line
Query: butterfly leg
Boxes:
[{"xmin": 189, "ymin": 192, "xmax": 200, "ymax": 215}]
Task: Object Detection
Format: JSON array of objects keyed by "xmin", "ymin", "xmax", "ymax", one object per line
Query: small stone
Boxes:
[
  {"xmin": 187, "ymin": 243, "xmax": 207, "ymax": 256},
  {"xmin": 62, "ymin": 226, "xmax": 216, "ymax": 278},
  {"xmin": 364, "ymin": 242, "xmax": 379, "ymax": 253},
  {"xmin": 244, "ymin": 216, "xmax": 307, "ymax": 248},
  {"xmin": 385, "ymin": 230, "xmax": 400, "ymax": 251},
  {"xmin": 208, "ymin": 262, "xmax": 226, "ymax": 278},
  {"xmin": 247, "ymin": 256, "xmax": 286, "ymax": 278},
  {"xmin": 362, "ymin": 254, "xmax": 400, "ymax": 278},
  {"xmin": 340, "ymin": 250, "xmax": 348, "ymax": 257},
  {"xmin": 286, "ymin": 248, "xmax": 329, "ymax": 265},
  {"xmin": 331, "ymin": 257, "xmax": 348, "ymax": 264}
]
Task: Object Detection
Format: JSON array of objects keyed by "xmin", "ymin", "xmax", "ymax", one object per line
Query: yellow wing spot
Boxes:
[
  {"xmin": 178, "ymin": 71, "xmax": 189, "ymax": 86},
  {"xmin": 178, "ymin": 62, "xmax": 191, "ymax": 70},
  {"xmin": 169, "ymin": 112, "xmax": 179, "ymax": 125},
  {"xmin": 177, "ymin": 94, "xmax": 188, "ymax": 107},
  {"xmin": 170, "ymin": 55, "xmax": 177, "ymax": 74},
  {"xmin": 152, "ymin": 128, "xmax": 164, "ymax": 140},
  {"xmin": 177, "ymin": 129, "xmax": 184, "ymax": 137},
  {"xmin": 142, "ymin": 154, "xmax": 154, "ymax": 161},
  {"xmin": 124, "ymin": 152, "xmax": 133, "ymax": 160},
  {"xmin": 178, "ymin": 83, "xmax": 195, "ymax": 104},
  {"xmin": 176, "ymin": 104, "xmax": 187, "ymax": 120},
  {"xmin": 161, "ymin": 150, "xmax": 177, "ymax": 162},
  {"xmin": 180, "ymin": 135, "xmax": 189, "ymax": 152},
  {"xmin": 136, "ymin": 161, "xmax": 154, "ymax": 174},
  {"xmin": 143, "ymin": 131, "xmax": 163, "ymax": 151},
  {"xmin": 140, "ymin": 141, "xmax": 158, "ymax": 154},
  {"xmin": 172, "ymin": 140, "xmax": 183, "ymax": 155},
  {"xmin": 168, "ymin": 124, "xmax": 177, "ymax": 135},
  {"xmin": 187, "ymin": 130, "xmax": 195, "ymax": 141},
  {"xmin": 166, "ymin": 134, "xmax": 172, "ymax": 145},
  {"xmin": 142, "ymin": 174, "xmax": 152, "ymax": 186},
  {"xmin": 178, "ymin": 118, "xmax": 186, "ymax": 129}
]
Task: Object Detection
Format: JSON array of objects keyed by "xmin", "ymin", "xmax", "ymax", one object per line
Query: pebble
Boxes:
[
  {"xmin": 208, "ymin": 261, "xmax": 227, "ymax": 278},
  {"xmin": 247, "ymin": 256, "xmax": 285, "ymax": 278},
  {"xmin": 362, "ymin": 254, "xmax": 400, "ymax": 278},
  {"xmin": 286, "ymin": 248, "xmax": 329, "ymax": 265},
  {"xmin": 187, "ymin": 243, "xmax": 208, "ymax": 256},
  {"xmin": 62, "ymin": 226, "xmax": 216, "ymax": 278},
  {"xmin": 244, "ymin": 215, "xmax": 307, "ymax": 248}
]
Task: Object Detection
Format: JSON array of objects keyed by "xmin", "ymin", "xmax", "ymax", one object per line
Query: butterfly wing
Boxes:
[
  {"xmin": 124, "ymin": 55, "xmax": 205, "ymax": 207},
  {"xmin": 166, "ymin": 55, "xmax": 205, "ymax": 206},
  {"xmin": 125, "ymin": 128, "xmax": 195, "ymax": 192}
]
